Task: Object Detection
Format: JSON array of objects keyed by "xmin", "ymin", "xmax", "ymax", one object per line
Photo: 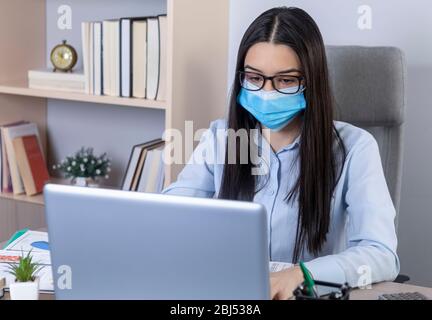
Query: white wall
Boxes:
[{"xmin": 228, "ymin": 0, "xmax": 432, "ymax": 286}]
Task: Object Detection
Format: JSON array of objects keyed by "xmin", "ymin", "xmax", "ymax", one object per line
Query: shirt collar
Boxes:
[{"xmin": 253, "ymin": 129, "xmax": 302, "ymax": 153}]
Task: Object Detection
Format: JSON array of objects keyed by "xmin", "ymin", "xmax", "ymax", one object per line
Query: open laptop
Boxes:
[{"xmin": 43, "ymin": 184, "xmax": 270, "ymax": 299}]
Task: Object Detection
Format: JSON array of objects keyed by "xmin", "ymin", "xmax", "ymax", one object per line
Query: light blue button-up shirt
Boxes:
[{"xmin": 162, "ymin": 119, "xmax": 400, "ymax": 287}]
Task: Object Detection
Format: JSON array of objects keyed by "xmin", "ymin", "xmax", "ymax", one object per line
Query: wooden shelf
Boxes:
[
  {"xmin": 0, "ymin": 179, "xmax": 119, "ymax": 206},
  {"xmin": 0, "ymin": 84, "xmax": 167, "ymax": 110},
  {"xmin": 0, "ymin": 192, "xmax": 44, "ymax": 206}
]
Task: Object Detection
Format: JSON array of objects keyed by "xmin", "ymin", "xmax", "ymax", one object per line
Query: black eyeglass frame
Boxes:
[{"xmin": 238, "ymin": 70, "xmax": 306, "ymax": 95}]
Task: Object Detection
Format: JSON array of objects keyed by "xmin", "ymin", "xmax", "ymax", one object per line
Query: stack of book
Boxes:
[
  {"xmin": 0, "ymin": 122, "xmax": 50, "ymax": 196},
  {"xmin": 82, "ymin": 14, "xmax": 167, "ymax": 100},
  {"xmin": 122, "ymin": 139, "xmax": 165, "ymax": 193}
]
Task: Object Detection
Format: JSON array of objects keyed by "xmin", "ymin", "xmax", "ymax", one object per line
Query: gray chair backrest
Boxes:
[{"xmin": 326, "ymin": 45, "xmax": 407, "ymax": 227}]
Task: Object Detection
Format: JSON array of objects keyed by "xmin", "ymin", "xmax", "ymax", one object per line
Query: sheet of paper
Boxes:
[
  {"xmin": 0, "ymin": 250, "xmax": 51, "ymax": 265},
  {"xmin": 4, "ymin": 231, "xmax": 49, "ymax": 253},
  {"xmin": 269, "ymin": 261, "xmax": 293, "ymax": 272}
]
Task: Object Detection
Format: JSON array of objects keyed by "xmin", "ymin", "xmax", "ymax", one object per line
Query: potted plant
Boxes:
[
  {"xmin": 7, "ymin": 251, "xmax": 43, "ymax": 300},
  {"xmin": 53, "ymin": 147, "xmax": 111, "ymax": 187}
]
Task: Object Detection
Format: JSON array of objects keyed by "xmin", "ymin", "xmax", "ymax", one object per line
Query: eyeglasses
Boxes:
[{"xmin": 238, "ymin": 71, "xmax": 305, "ymax": 94}]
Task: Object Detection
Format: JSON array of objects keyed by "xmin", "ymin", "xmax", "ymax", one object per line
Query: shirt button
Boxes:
[{"xmin": 268, "ymin": 189, "xmax": 275, "ymax": 196}]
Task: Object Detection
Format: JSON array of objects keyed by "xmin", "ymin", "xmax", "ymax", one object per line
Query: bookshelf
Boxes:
[{"xmin": 0, "ymin": 0, "xmax": 229, "ymax": 240}]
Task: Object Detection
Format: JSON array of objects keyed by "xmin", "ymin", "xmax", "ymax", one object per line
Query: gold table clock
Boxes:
[{"xmin": 50, "ymin": 40, "xmax": 78, "ymax": 72}]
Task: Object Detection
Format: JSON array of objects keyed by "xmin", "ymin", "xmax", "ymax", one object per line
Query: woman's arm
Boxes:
[
  {"xmin": 304, "ymin": 132, "xmax": 400, "ymax": 287},
  {"xmin": 161, "ymin": 121, "xmax": 220, "ymax": 198}
]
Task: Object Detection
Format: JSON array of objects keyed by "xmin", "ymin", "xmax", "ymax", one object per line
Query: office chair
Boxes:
[{"xmin": 326, "ymin": 45, "xmax": 408, "ymax": 283}]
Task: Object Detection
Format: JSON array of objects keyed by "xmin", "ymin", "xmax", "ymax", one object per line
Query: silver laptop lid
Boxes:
[{"xmin": 44, "ymin": 184, "xmax": 270, "ymax": 299}]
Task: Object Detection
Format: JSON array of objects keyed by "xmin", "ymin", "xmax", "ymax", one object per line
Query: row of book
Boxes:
[
  {"xmin": 82, "ymin": 15, "xmax": 167, "ymax": 100},
  {"xmin": 0, "ymin": 122, "xmax": 50, "ymax": 196},
  {"xmin": 28, "ymin": 14, "xmax": 167, "ymax": 101},
  {"xmin": 122, "ymin": 139, "xmax": 165, "ymax": 193}
]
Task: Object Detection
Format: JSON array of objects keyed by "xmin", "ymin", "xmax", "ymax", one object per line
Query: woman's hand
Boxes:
[{"xmin": 270, "ymin": 266, "xmax": 304, "ymax": 300}]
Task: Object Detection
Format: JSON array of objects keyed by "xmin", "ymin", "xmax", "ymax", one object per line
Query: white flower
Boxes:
[
  {"xmin": 98, "ymin": 159, "xmax": 102, "ymax": 164},
  {"xmin": 83, "ymin": 158, "xmax": 88, "ymax": 163},
  {"xmin": 52, "ymin": 165, "xmax": 57, "ymax": 169},
  {"xmin": 80, "ymin": 164, "xmax": 85, "ymax": 172},
  {"xmin": 67, "ymin": 166, "xmax": 71, "ymax": 171},
  {"xmin": 72, "ymin": 161, "xmax": 77, "ymax": 166},
  {"xmin": 107, "ymin": 167, "xmax": 111, "ymax": 173},
  {"xmin": 91, "ymin": 160, "xmax": 95, "ymax": 164},
  {"xmin": 105, "ymin": 175, "xmax": 109, "ymax": 179},
  {"xmin": 96, "ymin": 169, "xmax": 101, "ymax": 175}
]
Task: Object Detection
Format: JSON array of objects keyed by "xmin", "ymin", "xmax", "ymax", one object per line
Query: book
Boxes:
[
  {"xmin": 129, "ymin": 137, "xmax": 164, "ymax": 191},
  {"xmin": 156, "ymin": 15, "xmax": 167, "ymax": 101},
  {"xmin": 89, "ymin": 22, "xmax": 95, "ymax": 94},
  {"xmin": 1, "ymin": 129, "xmax": 12, "ymax": 192},
  {"xmin": 81, "ymin": 22, "xmax": 92, "ymax": 94},
  {"xmin": 120, "ymin": 17, "xmax": 148, "ymax": 98},
  {"xmin": 132, "ymin": 19, "xmax": 147, "ymax": 99},
  {"xmin": 122, "ymin": 139, "xmax": 163, "ymax": 191},
  {"xmin": 143, "ymin": 148, "xmax": 163, "ymax": 193},
  {"xmin": 136, "ymin": 149, "xmax": 154, "ymax": 192},
  {"xmin": 28, "ymin": 69, "xmax": 86, "ymax": 93},
  {"xmin": 120, "ymin": 18, "xmax": 132, "ymax": 97},
  {"xmin": 136, "ymin": 143, "xmax": 165, "ymax": 193},
  {"xmin": 4, "ymin": 123, "xmax": 43, "ymax": 194},
  {"xmin": 93, "ymin": 22, "xmax": 103, "ymax": 95},
  {"xmin": 130, "ymin": 148, "xmax": 148, "ymax": 191},
  {"xmin": 1, "ymin": 121, "xmax": 39, "ymax": 194},
  {"xmin": 146, "ymin": 17, "xmax": 160, "ymax": 100},
  {"xmin": 103, "ymin": 20, "xmax": 121, "ymax": 97},
  {"xmin": 102, "ymin": 20, "xmax": 111, "ymax": 96},
  {"xmin": 13, "ymin": 135, "xmax": 50, "ymax": 196},
  {"xmin": 1, "ymin": 121, "xmax": 29, "ymax": 193},
  {"xmin": 122, "ymin": 144, "xmax": 144, "ymax": 191},
  {"xmin": 155, "ymin": 148, "xmax": 165, "ymax": 192}
]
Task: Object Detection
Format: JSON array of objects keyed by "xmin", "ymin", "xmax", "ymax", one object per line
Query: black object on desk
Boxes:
[
  {"xmin": 378, "ymin": 292, "xmax": 428, "ymax": 300},
  {"xmin": 293, "ymin": 280, "xmax": 352, "ymax": 300}
]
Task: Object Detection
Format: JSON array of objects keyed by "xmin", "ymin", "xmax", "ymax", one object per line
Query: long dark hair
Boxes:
[{"xmin": 218, "ymin": 7, "xmax": 346, "ymax": 262}]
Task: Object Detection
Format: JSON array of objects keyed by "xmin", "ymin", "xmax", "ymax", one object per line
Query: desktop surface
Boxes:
[
  {"xmin": 3, "ymin": 281, "xmax": 432, "ymax": 300},
  {"xmin": 1, "ymin": 234, "xmax": 431, "ymax": 301}
]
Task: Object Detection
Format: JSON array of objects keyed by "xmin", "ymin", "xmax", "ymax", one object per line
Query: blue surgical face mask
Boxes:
[{"xmin": 237, "ymin": 81, "xmax": 307, "ymax": 131}]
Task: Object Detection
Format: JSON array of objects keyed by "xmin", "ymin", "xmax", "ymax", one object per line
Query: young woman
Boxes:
[{"xmin": 163, "ymin": 7, "xmax": 399, "ymax": 299}]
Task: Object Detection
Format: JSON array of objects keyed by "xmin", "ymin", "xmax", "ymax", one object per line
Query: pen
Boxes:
[{"xmin": 299, "ymin": 261, "xmax": 319, "ymax": 298}]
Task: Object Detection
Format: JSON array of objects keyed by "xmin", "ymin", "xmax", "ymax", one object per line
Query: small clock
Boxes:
[{"xmin": 50, "ymin": 40, "xmax": 78, "ymax": 72}]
